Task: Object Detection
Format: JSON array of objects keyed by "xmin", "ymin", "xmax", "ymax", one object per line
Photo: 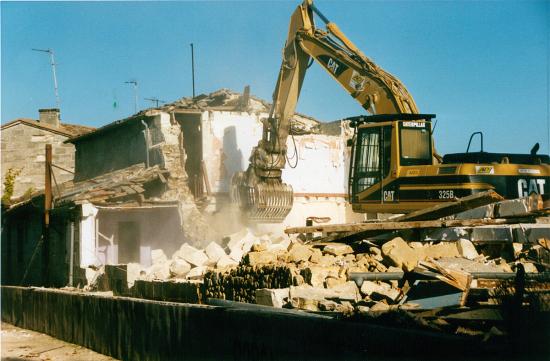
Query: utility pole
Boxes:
[
  {"xmin": 32, "ymin": 48, "xmax": 60, "ymax": 109},
  {"xmin": 125, "ymin": 80, "xmax": 138, "ymax": 113},
  {"xmin": 144, "ymin": 97, "xmax": 166, "ymax": 108},
  {"xmin": 44, "ymin": 144, "xmax": 52, "ymax": 286},
  {"xmin": 190, "ymin": 43, "xmax": 196, "ymax": 98}
]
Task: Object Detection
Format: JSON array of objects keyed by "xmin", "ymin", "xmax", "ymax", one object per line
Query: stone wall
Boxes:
[{"xmin": 1, "ymin": 123, "xmax": 75, "ymax": 198}]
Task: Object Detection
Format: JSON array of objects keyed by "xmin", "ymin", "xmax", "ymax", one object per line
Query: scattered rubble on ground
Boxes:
[{"xmin": 83, "ymin": 193, "xmax": 550, "ymax": 341}]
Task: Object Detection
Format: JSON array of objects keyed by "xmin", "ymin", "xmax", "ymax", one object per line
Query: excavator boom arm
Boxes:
[{"xmin": 233, "ymin": 0, "xmax": 419, "ymax": 221}]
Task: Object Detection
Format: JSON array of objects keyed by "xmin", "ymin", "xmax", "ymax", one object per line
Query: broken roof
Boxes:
[
  {"xmin": 5, "ymin": 163, "xmax": 172, "ymax": 213},
  {"xmin": 1, "ymin": 118, "xmax": 95, "ymax": 138},
  {"xmin": 68, "ymin": 88, "xmax": 327, "ymax": 144}
]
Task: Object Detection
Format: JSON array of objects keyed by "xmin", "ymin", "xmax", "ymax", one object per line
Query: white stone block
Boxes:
[
  {"xmin": 255, "ymin": 288, "xmax": 289, "ymax": 308},
  {"xmin": 151, "ymin": 249, "xmax": 168, "ymax": 265},
  {"xmin": 205, "ymin": 242, "xmax": 226, "ymax": 263}
]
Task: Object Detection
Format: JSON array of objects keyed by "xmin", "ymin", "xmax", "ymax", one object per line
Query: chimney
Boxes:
[{"xmin": 38, "ymin": 108, "xmax": 60, "ymax": 128}]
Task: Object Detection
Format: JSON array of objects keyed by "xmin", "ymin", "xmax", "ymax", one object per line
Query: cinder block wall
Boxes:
[{"xmin": 1, "ymin": 124, "xmax": 75, "ymax": 198}]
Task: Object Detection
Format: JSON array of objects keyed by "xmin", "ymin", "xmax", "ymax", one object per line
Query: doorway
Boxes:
[{"xmin": 117, "ymin": 222, "xmax": 140, "ymax": 264}]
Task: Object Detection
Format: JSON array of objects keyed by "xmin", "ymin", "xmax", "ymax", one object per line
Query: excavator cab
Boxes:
[{"xmin": 348, "ymin": 114, "xmax": 435, "ymax": 207}]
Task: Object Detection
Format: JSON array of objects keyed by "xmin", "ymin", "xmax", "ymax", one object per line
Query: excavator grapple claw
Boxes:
[{"xmin": 231, "ymin": 172, "xmax": 293, "ymax": 222}]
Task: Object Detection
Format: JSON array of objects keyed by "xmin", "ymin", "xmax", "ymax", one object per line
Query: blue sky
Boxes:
[{"xmin": 1, "ymin": 1, "xmax": 549, "ymax": 155}]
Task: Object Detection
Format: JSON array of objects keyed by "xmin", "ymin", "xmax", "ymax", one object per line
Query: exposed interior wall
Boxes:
[
  {"xmin": 1, "ymin": 123, "xmax": 75, "ymax": 198},
  {"xmin": 199, "ymin": 110, "xmax": 364, "ymax": 233},
  {"xmin": 73, "ymin": 119, "xmax": 152, "ymax": 181},
  {"xmin": 201, "ymin": 110, "xmax": 265, "ymax": 194},
  {"xmin": 79, "ymin": 204, "xmax": 185, "ymax": 268},
  {"xmin": 175, "ymin": 113, "xmax": 203, "ymax": 197}
]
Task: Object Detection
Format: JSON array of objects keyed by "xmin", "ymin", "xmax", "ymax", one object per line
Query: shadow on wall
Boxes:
[{"xmin": 222, "ymin": 126, "xmax": 243, "ymax": 191}]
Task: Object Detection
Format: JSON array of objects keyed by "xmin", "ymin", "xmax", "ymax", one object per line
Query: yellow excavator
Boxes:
[{"xmin": 233, "ymin": 0, "xmax": 550, "ymax": 222}]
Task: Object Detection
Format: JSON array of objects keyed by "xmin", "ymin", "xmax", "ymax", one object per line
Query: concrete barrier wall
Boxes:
[{"xmin": 2, "ymin": 286, "xmax": 489, "ymax": 361}]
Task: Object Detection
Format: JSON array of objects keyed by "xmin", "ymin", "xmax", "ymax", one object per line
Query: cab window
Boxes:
[{"xmin": 399, "ymin": 123, "xmax": 432, "ymax": 166}]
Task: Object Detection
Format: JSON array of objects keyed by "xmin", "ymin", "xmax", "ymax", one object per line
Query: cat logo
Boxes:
[
  {"xmin": 517, "ymin": 178, "xmax": 546, "ymax": 197},
  {"xmin": 349, "ymin": 70, "xmax": 366, "ymax": 91},
  {"xmin": 327, "ymin": 58, "xmax": 339, "ymax": 74},
  {"xmin": 475, "ymin": 166, "xmax": 494, "ymax": 175}
]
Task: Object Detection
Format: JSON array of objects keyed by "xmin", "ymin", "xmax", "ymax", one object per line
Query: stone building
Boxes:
[
  {"xmin": 1, "ymin": 89, "xmax": 365, "ymax": 287},
  {"xmin": 1, "ymin": 109, "xmax": 94, "ymax": 200}
]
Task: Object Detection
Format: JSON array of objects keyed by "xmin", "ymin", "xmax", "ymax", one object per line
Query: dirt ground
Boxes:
[{"xmin": 1, "ymin": 322, "xmax": 118, "ymax": 361}]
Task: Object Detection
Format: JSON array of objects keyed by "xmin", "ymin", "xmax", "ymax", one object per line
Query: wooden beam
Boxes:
[{"xmin": 285, "ymin": 217, "xmax": 517, "ymax": 235}]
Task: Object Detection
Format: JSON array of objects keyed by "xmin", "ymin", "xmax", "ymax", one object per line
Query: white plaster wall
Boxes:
[
  {"xmin": 201, "ymin": 111, "xmax": 349, "ymax": 194},
  {"xmin": 201, "ymin": 111, "xmax": 265, "ymax": 193},
  {"xmin": 281, "ymin": 135, "xmax": 347, "ymax": 194},
  {"xmin": 200, "ymin": 110, "xmax": 364, "ymax": 226},
  {"xmin": 79, "ymin": 203, "xmax": 99, "ymax": 267},
  {"xmin": 95, "ymin": 207, "xmax": 184, "ymax": 266}
]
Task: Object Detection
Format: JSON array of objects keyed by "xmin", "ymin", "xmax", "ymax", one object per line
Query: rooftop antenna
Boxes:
[
  {"xmin": 190, "ymin": 43, "xmax": 196, "ymax": 98},
  {"xmin": 144, "ymin": 97, "xmax": 166, "ymax": 108},
  {"xmin": 125, "ymin": 80, "xmax": 138, "ymax": 113},
  {"xmin": 32, "ymin": 48, "xmax": 60, "ymax": 109}
]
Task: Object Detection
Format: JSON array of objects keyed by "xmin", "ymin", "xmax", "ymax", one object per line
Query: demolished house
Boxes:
[{"xmin": 1, "ymin": 88, "xmax": 365, "ymax": 287}]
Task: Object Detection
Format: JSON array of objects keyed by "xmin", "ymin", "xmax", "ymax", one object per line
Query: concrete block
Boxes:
[
  {"xmin": 325, "ymin": 277, "xmax": 346, "ymax": 288},
  {"xmin": 420, "ymin": 242, "xmax": 460, "ymax": 260},
  {"xmin": 255, "ymin": 288, "xmax": 289, "ymax": 308},
  {"xmin": 323, "ymin": 243, "xmax": 354, "ymax": 256},
  {"xmin": 127, "ymin": 263, "xmax": 143, "ymax": 287},
  {"xmin": 369, "ymin": 302, "xmax": 390, "ymax": 312},
  {"xmin": 290, "ymin": 282, "xmax": 359, "ymax": 302},
  {"xmin": 368, "ymin": 247, "xmax": 383, "ymax": 261},
  {"xmin": 381, "ymin": 237, "xmax": 418, "ymax": 272},
  {"xmin": 173, "ymin": 243, "xmax": 199, "ymax": 260},
  {"xmin": 223, "ymin": 228, "xmax": 250, "ymax": 250},
  {"xmin": 152, "ymin": 249, "xmax": 168, "ymax": 265},
  {"xmin": 147, "ymin": 262, "xmax": 170, "ymax": 280},
  {"xmin": 205, "ymin": 242, "xmax": 226, "ymax": 263},
  {"xmin": 496, "ymin": 197, "xmax": 539, "ymax": 218},
  {"xmin": 317, "ymin": 255, "xmax": 336, "ymax": 267},
  {"xmin": 216, "ymin": 255, "xmax": 239, "ymax": 269},
  {"xmin": 251, "ymin": 243, "xmax": 268, "ymax": 252},
  {"xmin": 455, "ymin": 204, "xmax": 495, "ymax": 220},
  {"xmin": 290, "ymin": 297, "xmax": 319, "ymax": 311},
  {"xmin": 184, "ymin": 250, "xmax": 209, "ymax": 267},
  {"xmin": 330, "ymin": 281, "xmax": 361, "ymax": 302},
  {"xmin": 521, "ymin": 262, "xmax": 538, "ymax": 273},
  {"xmin": 456, "ymin": 239, "xmax": 479, "ymax": 260},
  {"xmin": 309, "ymin": 248, "xmax": 323, "ymax": 263},
  {"xmin": 245, "ymin": 251, "xmax": 277, "ymax": 266},
  {"xmin": 318, "ymin": 299, "xmax": 338, "ymax": 311},
  {"xmin": 471, "ymin": 227, "xmax": 513, "ymax": 242},
  {"xmin": 229, "ymin": 248, "xmax": 245, "ymax": 263},
  {"xmin": 170, "ymin": 259, "xmax": 191, "ymax": 278},
  {"xmin": 360, "ymin": 281, "xmax": 399, "ymax": 302},
  {"xmin": 287, "ymin": 243, "xmax": 313, "ymax": 263},
  {"xmin": 301, "ymin": 266, "xmax": 339, "ymax": 287},
  {"xmin": 187, "ymin": 266, "xmax": 208, "ymax": 279}
]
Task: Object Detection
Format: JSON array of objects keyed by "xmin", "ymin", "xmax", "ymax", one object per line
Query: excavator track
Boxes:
[{"xmin": 232, "ymin": 173, "xmax": 293, "ymax": 222}]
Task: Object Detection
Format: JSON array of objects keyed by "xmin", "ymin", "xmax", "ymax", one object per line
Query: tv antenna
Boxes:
[
  {"xmin": 190, "ymin": 43, "xmax": 196, "ymax": 98},
  {"xmin": 32, "ymin": 48, "xmax": 60, "ymax": 109},
  {"xmin": 125, "ymin": 80, "xmax": 139, "ymax": 113},
  {"xmin": 145, "ymin": 97, "xmax": 166, "ymax": 108}
]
